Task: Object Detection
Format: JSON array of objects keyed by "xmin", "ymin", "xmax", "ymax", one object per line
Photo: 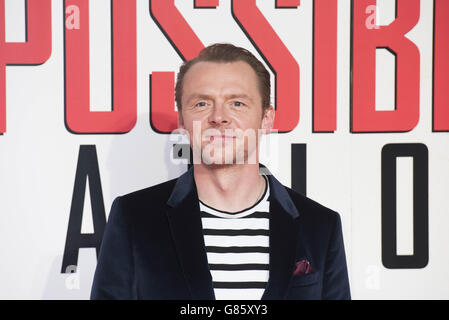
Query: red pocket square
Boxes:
[{"xmin": 293, "ymin": 259, "xmax": 314, "ymax": 275}]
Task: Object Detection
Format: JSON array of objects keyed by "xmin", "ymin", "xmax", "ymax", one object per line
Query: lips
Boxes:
[{"xmin": 208, "ymin": 135, "xmax": 235, "ymax": 141}]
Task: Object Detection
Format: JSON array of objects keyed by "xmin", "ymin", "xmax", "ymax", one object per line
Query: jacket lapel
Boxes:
[
  {"xmin": 164, "ymin": 166, "xmax": 302, "ymax": 300},
  {"xmin": 165, "ymin": 168, "xmax": 215, "ymax": 300},
  {"xmin": 261, "ymin": 173, "xmax": 301, "ymax": 300}
]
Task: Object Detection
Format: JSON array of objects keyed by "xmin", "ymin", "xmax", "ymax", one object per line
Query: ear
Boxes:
[
  {"xmin": 174, "ymin": 109, "xmax": 190, "ymax": 136},
  {"xmin": 177, "ymin": 109, "xmax": 184, "ymax": 129},
  {"xmin": 261, "ymin": 106, "xmax": 275, "ymax": 134}
]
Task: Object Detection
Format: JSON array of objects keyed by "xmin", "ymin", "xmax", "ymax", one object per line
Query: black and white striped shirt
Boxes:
[{"xmin": 199, "ymin": 175, "xmax": 270, "ymax": 300}]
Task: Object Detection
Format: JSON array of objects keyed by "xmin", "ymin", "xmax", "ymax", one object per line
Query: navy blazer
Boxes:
[{"xmin": 90, "ymin": 167, "xmax": 351, "ymax": 300}]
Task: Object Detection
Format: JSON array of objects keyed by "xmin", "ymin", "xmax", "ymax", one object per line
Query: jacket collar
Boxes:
[
  {"xmin": 166, "ymin": 165, "xmax": 301, "ymax": 300},
  {"xmin": 167, "ymin": 165, "xmax": 300, "ymax": 219}
]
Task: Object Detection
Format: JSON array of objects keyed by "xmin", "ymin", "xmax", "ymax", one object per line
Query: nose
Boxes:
[{"xmin": 208, "ymin": 103, "xmax": 230, "ymax": 126}]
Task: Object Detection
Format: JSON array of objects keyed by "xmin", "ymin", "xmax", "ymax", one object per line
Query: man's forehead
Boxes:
[
  {"xmin": 184, "ymin": 60, "xmax": 256, "ymax": 79},
  {"xmin": 180, "ymin": 60, "xmax": 262, "ymax": 105}
]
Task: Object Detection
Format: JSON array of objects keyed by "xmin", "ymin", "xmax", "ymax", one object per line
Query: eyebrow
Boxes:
[
  {"xmin": 185, "ymin": 93, "xmax": 254, "ymax": 105},
  {"xmin": 185, "ymin": 94, "xmax": 213, "ymax": 105}
]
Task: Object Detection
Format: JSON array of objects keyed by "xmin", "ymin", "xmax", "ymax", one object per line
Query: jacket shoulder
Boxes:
[
  {"xmin": 284, "ymin": 186, "xmax": 341, "ymax": 224},
  {"xmin": 117, "ymin": 176, "xmax": 178, "ymax": 209}
]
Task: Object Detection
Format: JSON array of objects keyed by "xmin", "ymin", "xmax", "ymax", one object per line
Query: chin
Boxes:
[{"xmin": 200, "ymin": 150, "xmax": 253, "ymax": 166}]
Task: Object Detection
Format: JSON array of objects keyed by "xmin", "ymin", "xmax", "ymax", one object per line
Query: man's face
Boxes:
[{"xmin": 178, "ymin": 61, "xmax": 274, "ymax": 165}]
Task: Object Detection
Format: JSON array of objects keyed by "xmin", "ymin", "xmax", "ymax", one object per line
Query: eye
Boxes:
[
  {"xmin": 232, "ymin": 101, "xmax": 245, "ymax": 107},
  {"xmin": 194, "ymin": 101, "xmax": 207, "ymax": 108}
]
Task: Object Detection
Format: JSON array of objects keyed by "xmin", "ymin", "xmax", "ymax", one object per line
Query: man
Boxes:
[{"xmin": 90, "ymin": 43, "xmax": 351, "ymax": 300}]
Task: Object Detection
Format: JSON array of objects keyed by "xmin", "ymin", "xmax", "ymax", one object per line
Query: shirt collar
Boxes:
[{"xmin": 167, "ymin": 165, "xmax": 300, "ymax": 219}]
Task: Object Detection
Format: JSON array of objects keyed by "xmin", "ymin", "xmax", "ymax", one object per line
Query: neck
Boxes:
[{"xmin": 193, "ymin": 163, "xmax": 265, "ymax": 213}]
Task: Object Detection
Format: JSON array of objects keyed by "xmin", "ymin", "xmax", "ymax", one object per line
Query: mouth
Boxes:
[{"xmin": 207, "ymin": 135, "xmax": 236, "ymax": 141}]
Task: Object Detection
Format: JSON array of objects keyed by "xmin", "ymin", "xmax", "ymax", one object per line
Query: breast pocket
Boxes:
[
  {"xmin": 286, "ymin": 272, "xmax": 321, "ymax": 300},
  {"xmin": 289, "ymin": 272, "xmax": 320, "ymax": 287}
]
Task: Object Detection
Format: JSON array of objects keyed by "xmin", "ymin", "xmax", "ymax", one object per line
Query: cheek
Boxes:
[
  {"xmin": 234, "ymin": 115, "xmax": 263, "ymax": 132},
  {"xmin": 181, "ymin": 118, "xmax": 209, "ymax": 145},
  {"xmin": 181, "ymin": 111, "xmax": 201, "ymax": 129},
  {"xmin": 183, "ymin": 110, "xmax": 209, "ymax": 125}
]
